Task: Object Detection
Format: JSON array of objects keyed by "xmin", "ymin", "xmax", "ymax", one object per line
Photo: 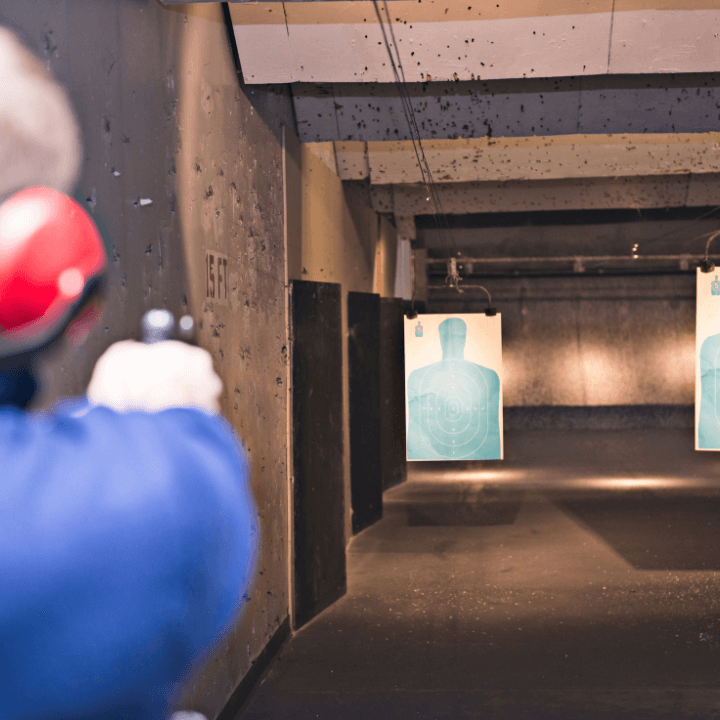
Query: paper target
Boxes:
[
  {"xmin": 697, "ymin": 332, "xmax": 720, "ymax": 448},
  {"xmin": 405, "ymin": 314, "xmax": 503, "ymax": 461},
  {"xmin": 715, "ymin": 347, "xmax": 720, "ymax": 429},
  {"xmin": 696, "ymin": 268, "xmax": 720, "ymax": 450}
]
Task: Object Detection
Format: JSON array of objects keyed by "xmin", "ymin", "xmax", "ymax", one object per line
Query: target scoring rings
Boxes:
[{"xmin": 419, "ymin": 361, "xmax": 490, "ymax": 457}]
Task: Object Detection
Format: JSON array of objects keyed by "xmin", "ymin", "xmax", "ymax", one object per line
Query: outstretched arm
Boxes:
[{"xmin": 0, "ymin": 343, "xmax": 257, "ymax": 720}]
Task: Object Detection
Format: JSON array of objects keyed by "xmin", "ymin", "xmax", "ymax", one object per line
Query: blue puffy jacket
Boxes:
[{"xmin": 0, "ymin": 384, "xmax": 258, "ymax": 720}]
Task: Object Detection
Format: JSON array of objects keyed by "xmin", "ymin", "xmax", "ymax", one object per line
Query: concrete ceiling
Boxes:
[
  {"xmin": 228, "ymin": 1, "xmax": 720, "ymax": 84},
  {"xmin": 224, "ymin": 2, "xmax": 720, "ymax": 203},
  {"xmin": 171, "ymin": 0, "xmax": 720, "ymax": 279},
  {"xmin": 292, "ymin": 75, "xmax": 720, "ymax": 143},
  {"xmin": 366, "ymin": 174, "xmax": 720, "ymax": 215},
  {"xmin": 330, "ymin": 133, "xmax": 720, "ymax": 183}
]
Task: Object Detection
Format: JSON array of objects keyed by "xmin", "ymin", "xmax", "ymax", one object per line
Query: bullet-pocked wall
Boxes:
[
  {"xmin": 285, "ymin": 139, "xmax": 397, "ymax": 543},
  {"xmin": 429, "ymin": 277, "xmax": 696, "ymax": 407},
  {"xmin": 422, "ymin": 217, "xmax": 704, "ymax": 407},
  {"xmin": 1, "ymin": 2, "xmax": 294, "ymax": 719},
  {"xmin": 0, "ymin": 0, "xmax": 192, "ymax": 408},
  {"xmin": 174, "ymin": 7, "xmax": 293, "ymax": 718}
]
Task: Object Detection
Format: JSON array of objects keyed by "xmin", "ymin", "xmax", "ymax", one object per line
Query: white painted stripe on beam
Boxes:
[
  {"xmin": 610, "ymin": 10, "xmax": 720, "ymax": 74},
  {"xmin": 231, "ymin": 6, "xmax": 720, "ymax": 84},
  {"xmin": 231, "ymin": 13, "xmax": 611, "ymax": 83}
]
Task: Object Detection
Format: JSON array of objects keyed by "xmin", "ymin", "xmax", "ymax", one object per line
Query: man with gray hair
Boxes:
[{"xmin": 0, "ymin": 26, "xmax": 81, "ymax": 202}]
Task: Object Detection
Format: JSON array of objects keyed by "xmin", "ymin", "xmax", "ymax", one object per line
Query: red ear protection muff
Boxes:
[{"xmin": 0, "ymin": 187, "xmax": 107, "ymax": 358}]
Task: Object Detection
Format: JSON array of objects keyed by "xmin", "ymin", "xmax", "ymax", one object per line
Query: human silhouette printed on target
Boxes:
[{"xmin": 407, "ymin": 317, "xmax": 501, "ymax": 460}]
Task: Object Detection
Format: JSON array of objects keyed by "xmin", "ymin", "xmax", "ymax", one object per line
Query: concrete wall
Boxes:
[
  {"xmin": 430, "ymin": 274, "xmax": 695, "ymax": 407},
  {"xmin": 286, "ymin": 141, "xmax": 397, "ymax": 543},
  {"xmin": 173, "ymin": 7, "xmax": 293, "ymax": 717},
  {"xmin": 1, "ymin": 2, "xmax": 294, "ymax": 718},
  {"xmin": 423, "ymin": 219, "xmax": 703, "ymax": 407}
]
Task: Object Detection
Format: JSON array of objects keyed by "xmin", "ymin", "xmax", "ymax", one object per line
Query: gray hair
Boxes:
[{"xmin": 0, "ymin": 27, "xmax": 81, "ymax": 201}]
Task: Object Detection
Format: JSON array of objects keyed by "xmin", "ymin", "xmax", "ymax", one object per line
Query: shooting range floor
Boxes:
[{"xmin": 238, "ymin": 428, "xmax": 720, "ymax": 719}]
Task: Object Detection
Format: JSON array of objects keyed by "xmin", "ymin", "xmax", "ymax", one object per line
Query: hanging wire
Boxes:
[
  {"xmin": 445, "ymin": 258, "xmax": 463, "ymax": 292},
  {"xmin": 372, "ymin": 0, "xmax": 463, "ymax": 305},
  {"xmin": 634, "ymin": 226, "xmax": 720, "ymax": 272},
  {"xmin": 440, "ymin": 278, "xmax": 496, "ymax": 315},
  {"xmin": 378, "ymin": 3, "xmax": 451, "ymax": 222},
  {"xmin": 467, "ymin": 284, "xmax": 496, "ymax": 316},
  {"xmin": 701, "ymin": 229, "xmax": 720, "ymax": 272},
  {"xmin": 443, "ymin": 259, "xmax": 496, "ymax": 314},
  {"xmin": 633, "ymin": 205, "xmax": 720, "ymax": 248},
  {"xmin": 371, "ymin": 2, "xmax": 720, "ymax": 300},
  {"xmin": 619, "ymin": 205, "xmax": 720, "ymax": 269}
]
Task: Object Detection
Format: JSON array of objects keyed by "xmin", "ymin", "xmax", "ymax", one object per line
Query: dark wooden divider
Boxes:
[
  {"xmin": 290, "ymin": 280, "xmax": 346, "ymax": 629},
  {"xmin": 380, "ymin": 297, "xmax": 407, "ymax": 491},
  {"xmin": 348, "ymin": 291, "xmax": 383, "ymax": 534}
]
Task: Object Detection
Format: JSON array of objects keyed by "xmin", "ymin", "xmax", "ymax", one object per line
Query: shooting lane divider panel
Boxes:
[
  {"xmin": 405, "ymin": 313, "xmax": 503, "ymax": 461},
  {"xmin": 347, "ymin": 291, "xmax": 382, "ymax": 535},
  {"xmin": 290, "ymin": 280, "xmax": 346, "ymax": 628},
  {"xmin": 696, "ymin": 268, "xmax": 720, "ymax": 450},
  {"xmin": 380, "ymin": 297, "xmax": 407, "ymax": 490}
]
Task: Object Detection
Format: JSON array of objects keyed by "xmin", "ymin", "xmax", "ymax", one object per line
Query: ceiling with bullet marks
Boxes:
[
  {"xmin": 224, "ymin": 1, "xmax": 720, "ymax": 277},
  {"xmin": 228, "ymin": 1, "xmax": 720, "ymax": 84},
  {"xmin": 293, "ymin": 76, "xmax": 720, "ymax": 143}
]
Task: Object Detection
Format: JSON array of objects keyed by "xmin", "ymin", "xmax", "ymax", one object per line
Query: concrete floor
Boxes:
[{"xmin": 239, "ymin": 429, "xmax": 720, "ymax": 719}]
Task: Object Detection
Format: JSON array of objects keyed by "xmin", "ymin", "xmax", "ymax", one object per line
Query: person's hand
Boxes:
[{"xmin": 86, "ymin": 339, "xmax": 223, "ymax": 414}]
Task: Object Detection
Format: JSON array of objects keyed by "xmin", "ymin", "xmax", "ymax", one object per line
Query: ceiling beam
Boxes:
[
  {"xmin": 327, "ymin": 133, "xmax": 720, "ymax": 185},
  {"xmin": 369, "ymin": 173, "xmax": 720, "ymax": 214},
  {"xmin": 293, "ymin": 75, "xmax": 720, "ymax": 143},
  {"xmin": 394, "ymin": 214, "xmax": 416, "ymax": 243},
  {"xmin": 229, "ymin": 2, "xmax": 720, "ymax": 84}
]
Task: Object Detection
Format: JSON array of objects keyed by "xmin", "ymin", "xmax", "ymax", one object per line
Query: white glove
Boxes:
[{"xmin": 87, "ymin": 339, "xmax": 223, "ymax": 415}]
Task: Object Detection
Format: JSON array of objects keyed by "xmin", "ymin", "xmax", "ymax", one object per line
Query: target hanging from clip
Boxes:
[
  {"xmin": 445, "ymin": 258, "xmax": 463, "ymax": 293},
  {"xmin": 404, "ymin": 312, "xmax": 503, "ymax": 461},
  {"xmin": 696, "ymin": 230, "xmax": 720, "ymax": 450}
]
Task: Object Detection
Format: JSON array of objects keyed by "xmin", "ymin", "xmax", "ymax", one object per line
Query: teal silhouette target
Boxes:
[
  {"xmin": 698, "ymin": 332, "xmax": 720, "ymax": 448},
  {"xmin": 407, "ymin": 317, "xmax": 501, "ymax": 460}
]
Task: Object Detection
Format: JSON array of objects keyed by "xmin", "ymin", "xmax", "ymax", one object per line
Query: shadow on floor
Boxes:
[
  {"xmin": 556, "ymin": 490, "xmax": 720, "ymax": 570},
  {"xmin": 396, "ymin": 481, "xmax": 524, "ymax": 527},
  {"xmin": 406, "ymin": 500, "xmax": 522, "ymax": 526}
]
